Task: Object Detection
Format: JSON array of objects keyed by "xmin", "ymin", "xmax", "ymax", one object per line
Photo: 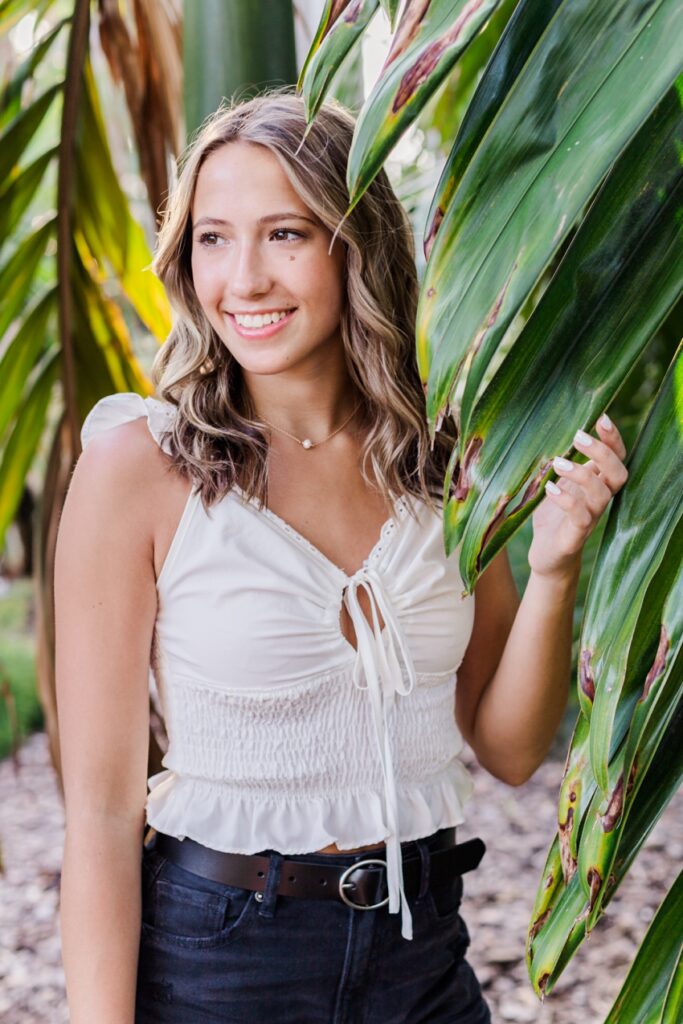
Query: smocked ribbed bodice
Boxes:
[{"xmin": 80, "ymin": 392, "xmax": 477, "ymax": 940}]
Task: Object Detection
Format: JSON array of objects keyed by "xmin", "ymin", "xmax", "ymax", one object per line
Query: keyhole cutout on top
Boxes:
[{"xmin": 339, "ymin": 582, "xmax": 386, "ymax": 654}]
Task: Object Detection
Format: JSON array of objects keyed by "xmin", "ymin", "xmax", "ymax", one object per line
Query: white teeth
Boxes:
[{"xmin": 234, "ymin": 310, "xmax": 292, "ymax": 328}]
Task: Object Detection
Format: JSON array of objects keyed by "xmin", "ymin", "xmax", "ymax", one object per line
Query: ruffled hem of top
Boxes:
[
  {"xmin": 144, "ymin": 761, "xmax": 474, "ymax": 854},
  {"xmin": 80, "ymin": 392, "xmax": 177, "ymax": 456}
]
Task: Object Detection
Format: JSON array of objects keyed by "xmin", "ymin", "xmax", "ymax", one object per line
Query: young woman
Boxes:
[{"xmin": 55, "ymin": 88, "xmax": 629, "ymax": 1023}]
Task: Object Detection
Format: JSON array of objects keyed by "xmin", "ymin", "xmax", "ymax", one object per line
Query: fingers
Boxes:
[
  {"xmin": 544, "ymin": 414, "xmax": 629, "ymax": 521},
  {"xmin": 551, "ymin": 457, "xmax": 612, "ymax": 516},
  {"xmin": 595, "ymin": 412, "xmax": 627, "ymax": 460},
  {"xmin": 571, "ymin": 422, "xmax": 628, "ymax": 493},
  {"xmin": 545, "ymin": 477, "xmax": 594, "ymax": 531}
]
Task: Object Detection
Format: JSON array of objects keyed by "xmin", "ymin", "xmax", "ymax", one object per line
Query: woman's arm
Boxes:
[
  {"xmin": 55, "ymin": 419, "xmax": 159, "ymax": 1024},
  {"xmin": 455, "ymin": 416, "xmax": 628, "ymax": 786}
]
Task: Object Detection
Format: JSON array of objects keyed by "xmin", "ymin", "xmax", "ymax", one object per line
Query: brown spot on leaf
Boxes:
[
  {"xmin": 529, "ymin": 909, "xmax": 551, "ymax": 944},
  {"xmin": 330, "ymin": 0, "xmax": 352, "ymax": 24},
  {"xmin": 579, "ymin": 649, "xmax": 595, "ymax": 703},
  {"xmin": 641, "ymin": 625, "xmax": 670, "ymax": 701},
  {"xmin": 467, "ymin": 257, "xmax": 520, "ymax": 360},
  {"xmin": 559, "ymin": 807, "xmax": 577, "ymax": 883},
  {"xmin": 427, "ymin": 286, "xmax": 436, "ymax": 298},
  {"xmin": 626, "ymin": 759, "xmax": 637, "ymax": 798},
  {"xmin": 480, "ymin": 492, "xmax": 510, "ymax": 557},
  {"xmin": 424, "ymin": 206, "xmax": 444, "ymax": 259},
  {"xmin": 538, "ymin": 973, "xmax": 551, "ymax": 995},
  {"xmin": 506, "ymin": 458, "xmax": 553, "ymax": 517},
  {"xmin": 544, "ymin": 872, "xmax": 554, "ymax": 890},
  {"xmin": 452, "ymin": 435, "xmax": 482, "ymax": 502},
  {"xmin": 587, "ymin": 867, "xmax": 602, "ymax": 913},
  {"xmin": 384, "ymin": 0, "xmax": 431, "ymax": 69},
  {"xmin": 392, "ymin": 0, "xmax": 487, "ymax": 112},
  {"xmin": 342, "ymin": 0, "xmax": 363, "ymax": 24},
  {"xmin": 600, "ymin": 773, "xmax": 624, "ymax": 833}
]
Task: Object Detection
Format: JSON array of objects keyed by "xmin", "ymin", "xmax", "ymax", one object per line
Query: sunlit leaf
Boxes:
[{"xmin": 73, "ymin": 60, "xmax": 171, "ymax": 340}]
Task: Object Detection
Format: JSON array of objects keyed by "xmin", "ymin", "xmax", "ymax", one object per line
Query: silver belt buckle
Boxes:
[{"xmin": 339, "ymin": 858, "xmax": 389, "ymax": 910}]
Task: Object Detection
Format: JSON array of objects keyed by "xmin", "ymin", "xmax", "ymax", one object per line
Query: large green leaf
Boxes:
[
  {"xmin": 0, "ymin": 289, "xmax": 55, "ymax": 439},
  {"xmin": 0, "ymin": 147, "xmax": 56, "ymax": 249},
  {"xmin": 577, "ymin": 640, "xmax": 683, "ymax": 929},
  {"xmin": 582, "ymin": 349, "xmax": 683, "ymax": 789},
  {"xmin": 300, "ymin": 0, "xmax": 379, "ymax": 122},
  {"xmin": 440, "ymin": 87, "xmax": 683, "ymax": 587},
  {"xmin": 527, "ymin": 699, "xmax": 683, "ymax": 996},
  {"xmin": 0, "ymin": 351, "xmax": 59, "ymax": 550},
  {"xmin": 539, "ymin": 520, "xmax": 682, "ymax": 900},
  {"xmin": 603, "ymin": 871, "xmax": 683, "ymax": 1024},
  {"xmin": 0, "ymin": 83, "xmax": 60, "ymax": 185},
  {"xmin": 418, "ymin": 0, "xmax": 683, "ymax": 434},
  {"xmin": 424, "ymin": 0, "xmax": 563, "ymax": 257},
  {"xmin": 345, "ymin": 0, "xmax": 503, "ymax": 210},
  {"xmin": 0, "ymin": 218, "xmax": 54, "ymax": 341}
]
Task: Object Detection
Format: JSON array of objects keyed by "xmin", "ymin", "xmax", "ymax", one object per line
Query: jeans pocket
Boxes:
[
  {"xmin": 141, "ymin": 857, "xmax": 255, "ymax": 950},
  {"xmin": 426, "ymin": 871, "xmax": 464, "ymax": 924}
]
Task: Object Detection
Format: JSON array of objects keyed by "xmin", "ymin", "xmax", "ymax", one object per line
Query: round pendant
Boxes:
[{"xmin": 302, "ymin": 439, "xmax": 314, "ymax": 449}]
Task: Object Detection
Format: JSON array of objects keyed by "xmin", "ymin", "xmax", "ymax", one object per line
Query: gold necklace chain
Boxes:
[{"xmin": 259, "ymin": 402, "xmax": 361, "ymax": 450}]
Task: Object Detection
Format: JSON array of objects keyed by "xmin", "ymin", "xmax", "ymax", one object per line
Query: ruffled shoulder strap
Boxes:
[{"xmin": 80, "ymin": 392, "xmax": 177, "ymax": 456}]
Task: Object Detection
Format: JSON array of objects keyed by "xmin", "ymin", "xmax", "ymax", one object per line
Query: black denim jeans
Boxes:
[{"xmin": 135, "ymin": 828, "xmax": 491, "ymax": 1023}]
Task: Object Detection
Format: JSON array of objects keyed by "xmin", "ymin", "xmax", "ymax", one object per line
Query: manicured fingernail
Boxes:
[
  {"xmin": 574, "ymin": 429, "xmax": 593, "ymax": 446},
  {"xmin": 553, "ymin": 456, "xmax": 574, "ymax": 471},
  {"xmin": 599, "ymin": 413, "xmax": 613, "ymax": 430},
  {"xmin": 546, "ymin": 480, "xmax": 561, "ymax": 495}
]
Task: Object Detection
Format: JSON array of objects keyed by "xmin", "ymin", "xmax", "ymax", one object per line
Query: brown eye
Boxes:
[{"xmin": 271, "ymin": 229, "xmax": 304, "ymax": 242}]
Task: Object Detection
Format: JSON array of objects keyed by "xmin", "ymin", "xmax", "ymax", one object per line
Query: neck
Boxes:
[{"xmin": 242, "ymin": 365, "xmax": 362, "ymax": 441}]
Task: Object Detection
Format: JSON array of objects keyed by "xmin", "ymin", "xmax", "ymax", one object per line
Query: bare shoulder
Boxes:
[{"xmin": 66, "ymin": 415, "xmax": 190, "ymax": 579}]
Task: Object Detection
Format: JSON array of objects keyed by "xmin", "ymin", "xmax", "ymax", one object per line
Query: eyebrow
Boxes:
[{"xmin": 193, "ymin": 212, "xmax": 319, "ymax": 229}]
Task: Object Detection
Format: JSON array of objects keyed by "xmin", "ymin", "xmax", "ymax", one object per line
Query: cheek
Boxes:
[
  {"xmin": 191, "ymin": 256, "xmax": 222, "ymax": 310},
  {"xmin": 300, "ymin": 252, "xmax": 345, "ymax": 315}
]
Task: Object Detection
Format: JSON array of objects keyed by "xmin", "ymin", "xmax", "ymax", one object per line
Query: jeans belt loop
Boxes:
[
  {"xmin": 257, "ymin": 850, "xmax": 283, "ymax": 919},
  {"xmin": 417, "ymin": 839, "xmax": 431, "ymax": 900}
]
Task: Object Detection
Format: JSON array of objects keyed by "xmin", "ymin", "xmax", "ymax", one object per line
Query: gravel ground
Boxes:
[{"xmin": 0, "ymin": 730, "xmax": 680, "ymax": 1023}]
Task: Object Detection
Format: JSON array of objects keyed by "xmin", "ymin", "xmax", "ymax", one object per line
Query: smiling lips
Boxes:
[{"xmin": 227, "ymin": 308, "xmax": 297, "ymax": 338}]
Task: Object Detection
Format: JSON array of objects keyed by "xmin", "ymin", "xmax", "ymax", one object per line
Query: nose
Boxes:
[{"xmin": 229, "ymin": 238, "xmax": 272, "ymax": 300}]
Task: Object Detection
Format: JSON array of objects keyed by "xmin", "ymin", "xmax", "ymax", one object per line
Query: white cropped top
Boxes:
[{"xmin": 80, "ymin": 392, "xmax": 477, "ymax": 939}]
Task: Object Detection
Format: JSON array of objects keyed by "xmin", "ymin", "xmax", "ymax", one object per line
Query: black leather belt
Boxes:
[{"xmin": 150, "ymin": 829, "xmax": 486, "ymax": 909}]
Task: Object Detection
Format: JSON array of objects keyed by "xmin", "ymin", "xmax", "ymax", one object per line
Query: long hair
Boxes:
[{"xmin": 151, "ymin": 86, "xmax": 455, "ymax": 513}]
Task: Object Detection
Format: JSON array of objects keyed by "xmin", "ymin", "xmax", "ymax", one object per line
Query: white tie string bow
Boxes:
[{"xmin": 343, "ymin": 565, "xmax": 418, "ymax": 940}]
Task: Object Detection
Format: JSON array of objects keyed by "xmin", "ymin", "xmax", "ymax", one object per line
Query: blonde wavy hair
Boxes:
[{"xmin": 151, "ymin": 86, "xmax": 455, "ymax": 513}]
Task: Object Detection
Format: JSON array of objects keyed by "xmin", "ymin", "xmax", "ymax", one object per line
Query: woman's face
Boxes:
[{"xmin": 190, "ymin": 141, "xmax": 346, "ymax": 377}]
